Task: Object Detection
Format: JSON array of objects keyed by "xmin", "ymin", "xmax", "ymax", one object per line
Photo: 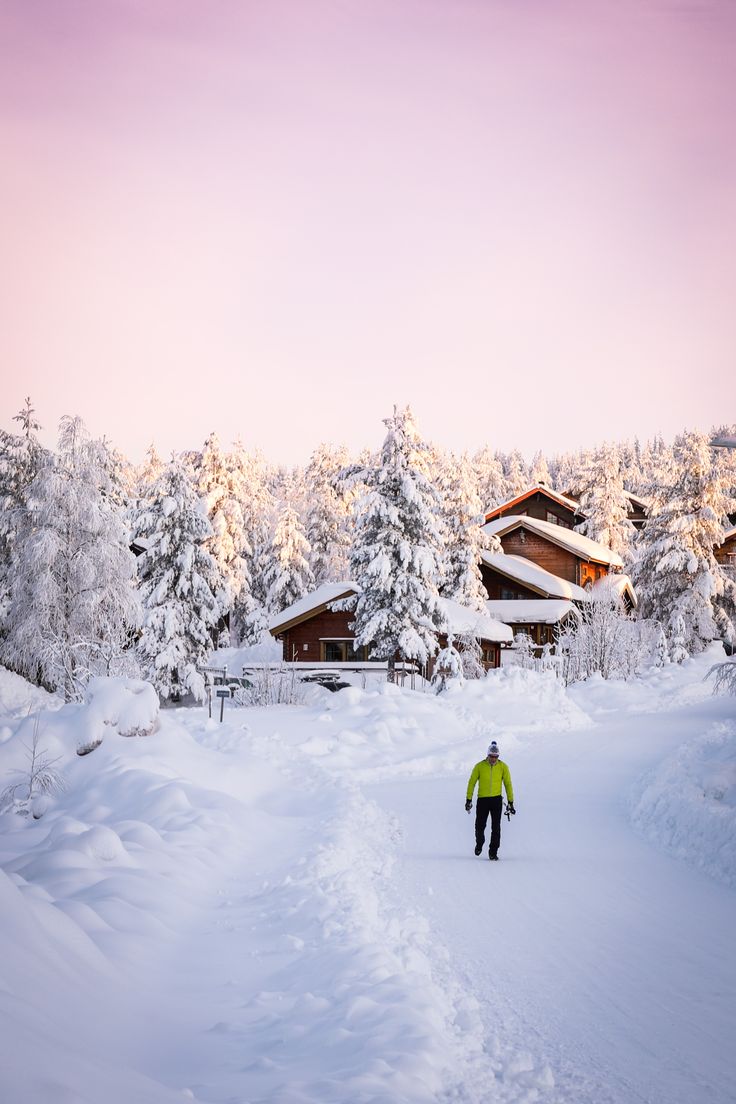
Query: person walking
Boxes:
[{"xmin": 465, "ymin": 740, "xmax": 515, "ymax": 860}]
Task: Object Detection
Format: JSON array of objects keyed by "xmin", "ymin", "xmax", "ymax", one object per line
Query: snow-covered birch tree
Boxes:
[
  {"xmin": 134, "ymin": 457, "xmax": 220, "ymax": 701},
  {"xmin": 2, "ymin": 416, "xmax": 140, "ymax": 699},
  {"xmin": 350, "ymin": 406, "xmax": 445, "ymax": 681},
  {"xmin": 0, "ymin": 398, "xmax": 46, "ymax": 631}
]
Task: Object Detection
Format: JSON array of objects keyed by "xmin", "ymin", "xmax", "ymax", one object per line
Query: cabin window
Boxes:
[
  {"xmin": 546, "ymin": 511, "xmax": 559, "ymax": 525},
  {"xmin": 320, "ymin": 640, "xmax": 368, "ymax": 662},
  {"xmin": 500, "ymin": 586, "xmax": 517, "ymax": 600}
]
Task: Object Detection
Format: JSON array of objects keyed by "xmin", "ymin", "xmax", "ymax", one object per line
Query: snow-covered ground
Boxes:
[{"xmin": 0, "ymin": 650, "xmax": 734, "ymax": 1104}]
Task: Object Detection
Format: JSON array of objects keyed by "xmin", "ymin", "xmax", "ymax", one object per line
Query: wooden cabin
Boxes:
[
  {"xmin": 268, "ymin": 583, "xmax": 512, "ymax": 674},
  {"xmin": 480, "ymin": 514, "xmax": 636, "ymax": 650}
]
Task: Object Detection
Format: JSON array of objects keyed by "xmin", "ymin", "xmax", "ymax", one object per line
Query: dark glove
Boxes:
[
  {"xmin": 465, "ymin": 799, "xmax": 473, "ymax": 813},
  {"xmin": 508, "ymin": 802, "xmax": 516, "ymax": 815}
]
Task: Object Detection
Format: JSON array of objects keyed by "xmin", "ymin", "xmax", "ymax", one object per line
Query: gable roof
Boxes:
[
  {"xmin": 268, "ymin": 582, "xmax": 357, "ymax": 635},
  {"xmin": 268, "ymin": 583, "xmax": 512, "ymax": 643},
  {"xmin": 480, "ymin": 550, "xmax": 588, "ymax": 601},
  {"xmin": 484, "ymin": 484, "xmax": 583, "ymax": 523},
  {"xmin": 483, "ymin": 514, "xmax": 625, "ymax": 568}
]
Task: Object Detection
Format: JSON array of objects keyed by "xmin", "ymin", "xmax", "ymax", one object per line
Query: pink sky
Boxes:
[{"xmin": 0, "ymin": 0, "xmax": 734, "ymax": 465}]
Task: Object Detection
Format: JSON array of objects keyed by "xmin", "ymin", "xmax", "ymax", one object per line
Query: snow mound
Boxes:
[
  {"xmin": 630, "ymin": 720, "xmax": 736, "ymax": 888},
  {"xmin": 0, "ymin": 665, "xmax": 60, "ymax": 717},
  {"xmin": 83, "ymin": 677, "xmax": 160, "ymax": 749}
]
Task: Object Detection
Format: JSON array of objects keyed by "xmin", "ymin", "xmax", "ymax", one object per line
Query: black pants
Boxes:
[{"xmin": 475, "ymin": 796, "xmax": 503, "ymax": 854}]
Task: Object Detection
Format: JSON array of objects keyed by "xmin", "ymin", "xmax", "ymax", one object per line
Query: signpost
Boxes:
[{"xmin": 215, "ymin": 687, "xmax": 229, "ymax": 723}]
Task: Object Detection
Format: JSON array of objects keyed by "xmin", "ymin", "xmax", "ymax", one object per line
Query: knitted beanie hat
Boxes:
[{"xmin": 487, "ymin": 741, "xmax": 500, "ymax": 758}]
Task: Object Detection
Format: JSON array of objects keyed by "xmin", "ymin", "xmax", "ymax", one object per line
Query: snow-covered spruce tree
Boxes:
[
  {"xmin": 436, "ymin": 452, "xmax": 496, "ymax": 611},
  {"xmin": 229, "ymin": 442, "xmax": 275, "ymax": 643},
  {"xmin": 134, "ymin": 457, "xmax": 220, "ymax": 702},
  {"xmin": 264, "ymin": 503, "xmax": 315, "ymax": 616},
  {"xmin": 194, "ymin": 433, "xmax": 251, "ymax": 645},
  {"xmin": 473, "ymin": 447, "xmax": 506, "ymax": 513},
  {"xmin": 0, "ymin": 397, "xmax": 46, "ymax": 632},
  {"xmin": 2, "ymin": 416, "xmax": 140, "ymax": 700},
  {"xmin": 504, "ymin": 449, "xmax": 528, "ymax": 498},
  {"xmin": 530, "ymin": 450, "xmax": 552, "ymax": 487},
  {"xmin": 350, "ymin": 406, "xmax": 445, "ymax": 682},
  {"xmin": 305, "ymin": 442, "xmax": 353, "ymax": 585},
  {"xmin": 136, "ymin": 443, "xmax": 164, "ymax": 504},
  {"xmin": 631, "ymin": 429, "xmax": 736, "ymax": 654},
  {"xmin": 574, "ymin": 443, "xmax": 635, "ymax": 561}
]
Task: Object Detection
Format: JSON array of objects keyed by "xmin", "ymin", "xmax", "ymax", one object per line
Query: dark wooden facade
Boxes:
[
  {"xmin": 274, "ymin": 607, "xmax": 502, "ymax": 670},
  {"xmin": 480, "ymin": 564, "xmax": 539, "ymax": 601},
  {"xmin": 485, "ymin": 487, "xmax": 582, "ymax": 529},
  {"xmin": 277, "ymin": 607, "xmax": 368, "ymax": 663},
  {"xmin": 715, "ymin": 530, "xmax": 736, "ymax": 570},
  {"xmin": 496, "ymin": 527, "xmax": 609, "ymax": 588}
]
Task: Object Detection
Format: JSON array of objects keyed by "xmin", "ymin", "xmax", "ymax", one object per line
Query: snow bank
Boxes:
[{"xmin": 630, "ymin": 720, "xmax": 736, "ymax": 888}]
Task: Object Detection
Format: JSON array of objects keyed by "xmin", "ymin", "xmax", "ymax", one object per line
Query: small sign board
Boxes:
[{"xmin": 215, "ymin": 688, "xmax": 230, "ymax": 698}]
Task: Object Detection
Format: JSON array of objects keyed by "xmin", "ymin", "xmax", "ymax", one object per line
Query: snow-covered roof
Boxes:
[
  {"xmin": 483, "ymin": 515, "xmax": 624, "ymax": 568},
  {"xmin": 484, "ymin": 484, "xmax": 582, "ymax": 520},
  {"xmin": 485, "ymin": 599, "xmax": 577, "ymax": 625},
  {"xmin": 722, "ymin": 525, "xmax": 736, "ymax": 543},
  {"xmin": 439, "ymin": 597, "xmax": 513, "ymax": 643},
  {"xmin": 480, "ymin": 550, "xmax": 588, "ymax": 601},
  {"xmin": 268, "ymin": 582, "xmax": 357, "ymax": 634}
]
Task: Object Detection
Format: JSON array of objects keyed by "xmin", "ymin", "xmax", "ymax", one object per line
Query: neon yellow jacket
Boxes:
[{"xmin": 466, "ymin": 758, "xmax": 514, "ymax": 802}]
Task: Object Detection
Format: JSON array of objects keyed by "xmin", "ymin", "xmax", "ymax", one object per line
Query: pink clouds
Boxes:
[{"xmin": 0, "ymin": 1, "xmax": 734, "ymax": 463}]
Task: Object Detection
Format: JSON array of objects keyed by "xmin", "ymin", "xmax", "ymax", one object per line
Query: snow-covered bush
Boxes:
[{"xmin": 558, "ymin": 582, "xmax": 646, "ymax": 683}]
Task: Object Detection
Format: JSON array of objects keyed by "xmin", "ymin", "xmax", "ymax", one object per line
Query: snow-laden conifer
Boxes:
[
  {"xmin": 229, "ymin": 443, "xmax": 275, "ymax": 642},
  {"xmin": 574, "ymin": 443, "xmax": 635, "ymax": 561},
  {"xmin": 193, "ymin": 433, "xmax": 248, "ymax": 636},
  {"xmin": 631, "ymin": 430, "xmax": 736, "ymax": 653},
  {"xmin": 530, "ymin": 450, "xmax": 552, "ymax": 487},
  {"xmin": 350, "ymin": 406, "xmax": 445, "ymax": 681},
  {"xmin": 473, "ymin": 447, "xmax": 506, "ymax": 513},
  {"xmin": 134, "ymin": 457, "xmax": 219, "ymax": 701},
  {"xmin": 264, "ymin": 503, "xmax": 315, "ymax": 615},
  {"xmin": 305, "ymin": 443, "xmax": 353, "ymax": 585},
  {"xmin": 3, "ymin": 416, "xmax": 140, "ymax": 699},
  {"xmin": 504, "ymin": 449, "xmax": 528, "ymax": 498},
  {"xmin": 436, "ymin": 453, "xmax": 495, "ymax": 612}
]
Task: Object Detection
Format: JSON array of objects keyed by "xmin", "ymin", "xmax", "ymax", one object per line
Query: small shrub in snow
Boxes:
[
  {"xmin": 0, "ymin": 716, "xmax": 65, "ymax": 818},
  {"xmin": 235, "ymin": 667, "xmax": 307, "ymax": 707}
]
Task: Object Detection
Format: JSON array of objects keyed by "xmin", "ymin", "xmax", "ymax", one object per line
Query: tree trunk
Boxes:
[{"xmin": 387, "ymin": 654, "xmax": 396, "ymax": 684}]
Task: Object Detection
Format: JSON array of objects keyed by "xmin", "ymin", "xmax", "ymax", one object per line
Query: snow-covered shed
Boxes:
[{"xmin": 268, "ymin": 583, "xmax": 511, "ymax": 671}]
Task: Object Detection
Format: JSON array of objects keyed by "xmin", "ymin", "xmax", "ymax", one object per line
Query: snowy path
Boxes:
[
  {"xmin": 368, "ymin": 699, "xmax": 736, "ymax": 1104},
  {"xmin": 1, "ymin": 660, "xmax": 734, "ymax": 1104}
]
